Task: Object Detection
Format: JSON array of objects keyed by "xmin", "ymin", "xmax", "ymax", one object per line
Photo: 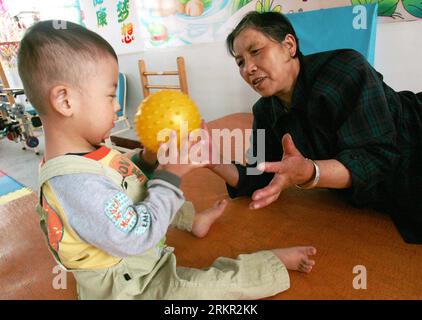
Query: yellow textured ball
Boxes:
[{"xmin": 134, "ymin": 90, "xmax": 202, "ymax": 152}]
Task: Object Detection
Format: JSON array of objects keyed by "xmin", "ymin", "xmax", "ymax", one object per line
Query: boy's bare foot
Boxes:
[
  {"xmin": 272, "ymin": 246, "xmax": 317, "ymax": 273},
  {"xmin": 192, "ymin": 199, "xmax": 228, "ymax": 238}
]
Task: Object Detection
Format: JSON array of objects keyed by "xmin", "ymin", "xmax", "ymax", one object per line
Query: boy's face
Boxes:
[{"xmin": 74, "ymin": 55, "xmax": 120, "ymax": 145}]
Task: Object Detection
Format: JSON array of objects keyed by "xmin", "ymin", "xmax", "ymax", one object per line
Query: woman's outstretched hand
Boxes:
[{"xmin": 249, "ymin": 133, "xmax": 315, "ymax": 210}]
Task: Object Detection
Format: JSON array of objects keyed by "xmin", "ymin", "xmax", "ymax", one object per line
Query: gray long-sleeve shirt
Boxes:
[{"xmin": 48, "ymin": 172, "xmax": 184, "ymax": 257}]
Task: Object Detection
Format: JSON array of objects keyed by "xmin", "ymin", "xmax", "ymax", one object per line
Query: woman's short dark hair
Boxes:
[{"xmin": 226, "ymin": 11, "xmax": 300, "ymax": 57}]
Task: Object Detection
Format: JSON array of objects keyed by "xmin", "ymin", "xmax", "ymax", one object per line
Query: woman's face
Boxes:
[{"xmin": 233, "ymin": 28, "xmax": 299, "ymax": 100}]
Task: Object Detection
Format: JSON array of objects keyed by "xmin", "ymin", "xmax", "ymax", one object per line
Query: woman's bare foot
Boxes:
[
  {"xmin": 272, "ymin": 246, "xmax": 317, "ymax": 273},
  {"xmin": 191, "ymin": 199, "xmax": 228, "ymax": 238}
]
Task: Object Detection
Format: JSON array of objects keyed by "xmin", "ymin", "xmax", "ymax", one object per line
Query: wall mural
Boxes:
[{"xmin": 80, "ymin": 0, "xmax": 421, "ymax": 53}]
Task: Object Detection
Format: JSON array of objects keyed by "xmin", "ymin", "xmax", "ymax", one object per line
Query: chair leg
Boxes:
[{"xmin": 124, "ymin": 118, "xmax": 131, "ymax": 130}]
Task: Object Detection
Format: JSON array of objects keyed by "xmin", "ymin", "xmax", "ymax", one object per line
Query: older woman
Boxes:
[{"xmin": 208, "ymin": 11, "xmax": 422, "ymax": 243}]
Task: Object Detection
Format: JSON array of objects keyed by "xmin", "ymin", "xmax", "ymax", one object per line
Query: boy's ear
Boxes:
[{"xmin": 49, "ymin": 85, "xmax": 74, "ymax": 117}]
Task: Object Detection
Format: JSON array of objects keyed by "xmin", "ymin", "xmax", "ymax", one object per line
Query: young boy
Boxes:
[{"xmin": 18, "ymin": 20, "xmax": 316, "ymax": 299}]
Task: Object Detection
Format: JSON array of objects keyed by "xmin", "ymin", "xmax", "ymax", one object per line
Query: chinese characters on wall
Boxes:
[{"xmin": 86, "ymin": 0, "xmax": 138, "ymax": 54}]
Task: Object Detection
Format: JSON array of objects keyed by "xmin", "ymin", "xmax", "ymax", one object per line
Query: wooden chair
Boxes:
[{"xmin": 138, "ymin": 56, "xmax": 189, "ymax": 98}]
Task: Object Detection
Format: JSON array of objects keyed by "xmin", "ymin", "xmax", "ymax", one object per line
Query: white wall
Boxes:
[
  {"xmin": 374, "ymin": 20, "xmax": 422, "ymax": 93},
  {"xmin": 117, "ymin": 19, "xmax": 422, "ymax": 136},
  {"xmin": 117, "ymin": 40, "xmax": 259, "ymax": 128}
]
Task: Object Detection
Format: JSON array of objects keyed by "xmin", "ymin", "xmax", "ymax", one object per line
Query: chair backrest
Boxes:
[
  {"xmin": 116, "ymin": 72, "xmax": 127, "ymax": 117},
  {"xmin": 108, "ymin": 72, "xmax": 131, "ymax": 139},
  {"xmin": 287, "ymin": 4, "xmax": 378, "ymax": 65},
  {"xmin": 138, "ymin": 56, "xmax": 188, "ymax": 98}
]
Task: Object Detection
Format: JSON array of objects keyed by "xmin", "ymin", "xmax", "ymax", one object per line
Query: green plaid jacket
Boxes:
[{"xmin": 228, "ymin": 49, "xmax": 422, "ymax": 243}]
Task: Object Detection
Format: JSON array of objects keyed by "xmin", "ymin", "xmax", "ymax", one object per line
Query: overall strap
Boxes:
[
  {"xmin": 37, "ymin": 155, "xmax": 125, "ymax": 212},
  {"xmin": 39, "ymin": 155, "xmax": 124, "ymax": 189},
  {"xmin": 36, "ymin": 155, "xmax": 126, "ymax": 270}
]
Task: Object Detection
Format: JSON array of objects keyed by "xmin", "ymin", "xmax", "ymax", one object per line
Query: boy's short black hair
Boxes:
[
  {"xmin": 226, "ymin": 11, "xmax": 300, "ymax": 58},
  {"xmin": 18, "ymin": 20, "xmax": 118, "ymax": 114}
]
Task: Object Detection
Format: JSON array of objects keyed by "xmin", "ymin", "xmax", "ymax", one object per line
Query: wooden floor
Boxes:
[
  {"xmin": 0, "ymin": 193, "xmax": 77, "ymax": 299},
  {"xmin": 168, "ymin": 168, "xmax": 422, "ymax": 299}
]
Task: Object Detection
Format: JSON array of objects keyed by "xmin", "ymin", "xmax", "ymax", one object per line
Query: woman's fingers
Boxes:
[
  {"xmin": 249, "ymin": 174, "xmax": 286, "ymax": 209},
  {"xmin": 252, "ymin": 174, "xmax": 286, "ymax": 200},
  {"xmin": 252, "ymin": 181, "xmax": 280, "ymax": 201},
  {"xmin": 249, "ymin": 193, "xmax": 280, "ymax": 210},
  {"xmin": 257, "ymin": 161, "xmax": 285, "ymax": 173}
]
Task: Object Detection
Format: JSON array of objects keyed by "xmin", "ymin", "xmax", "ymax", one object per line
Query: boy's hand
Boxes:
[
  {"xmin": 158, "ymin": 129, "xmax": 209, "ymax": 178},
  {"xmin": 140, "ymin": 147, "xmax": 158, "ymax": 166}
]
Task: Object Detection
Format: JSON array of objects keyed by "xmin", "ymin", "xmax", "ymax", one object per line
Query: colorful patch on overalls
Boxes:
[
  {"xmin": 133, "ymin": 204, "xmax": 151, "ymax": 235},
  {"xmin": 43, "ymin": 196, "xmax": 64, "ymax": 252},
  {"xmin": 109, "ymin": 154, "xmax": 147, "ymax": 183},
  {"xmin": 104, "ymin": 192, "xmax": 138, "ymax": 233}
]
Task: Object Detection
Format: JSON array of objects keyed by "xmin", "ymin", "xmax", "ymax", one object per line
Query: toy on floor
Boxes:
[{"xmin": 134, "ymin": 90, "xmax": 201, "ymax": 153}]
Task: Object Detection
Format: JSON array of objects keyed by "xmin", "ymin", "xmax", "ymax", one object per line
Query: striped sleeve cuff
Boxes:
[{"xmin": 152, "ymin": 170, "xmax": 181, "ymax": 188}]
